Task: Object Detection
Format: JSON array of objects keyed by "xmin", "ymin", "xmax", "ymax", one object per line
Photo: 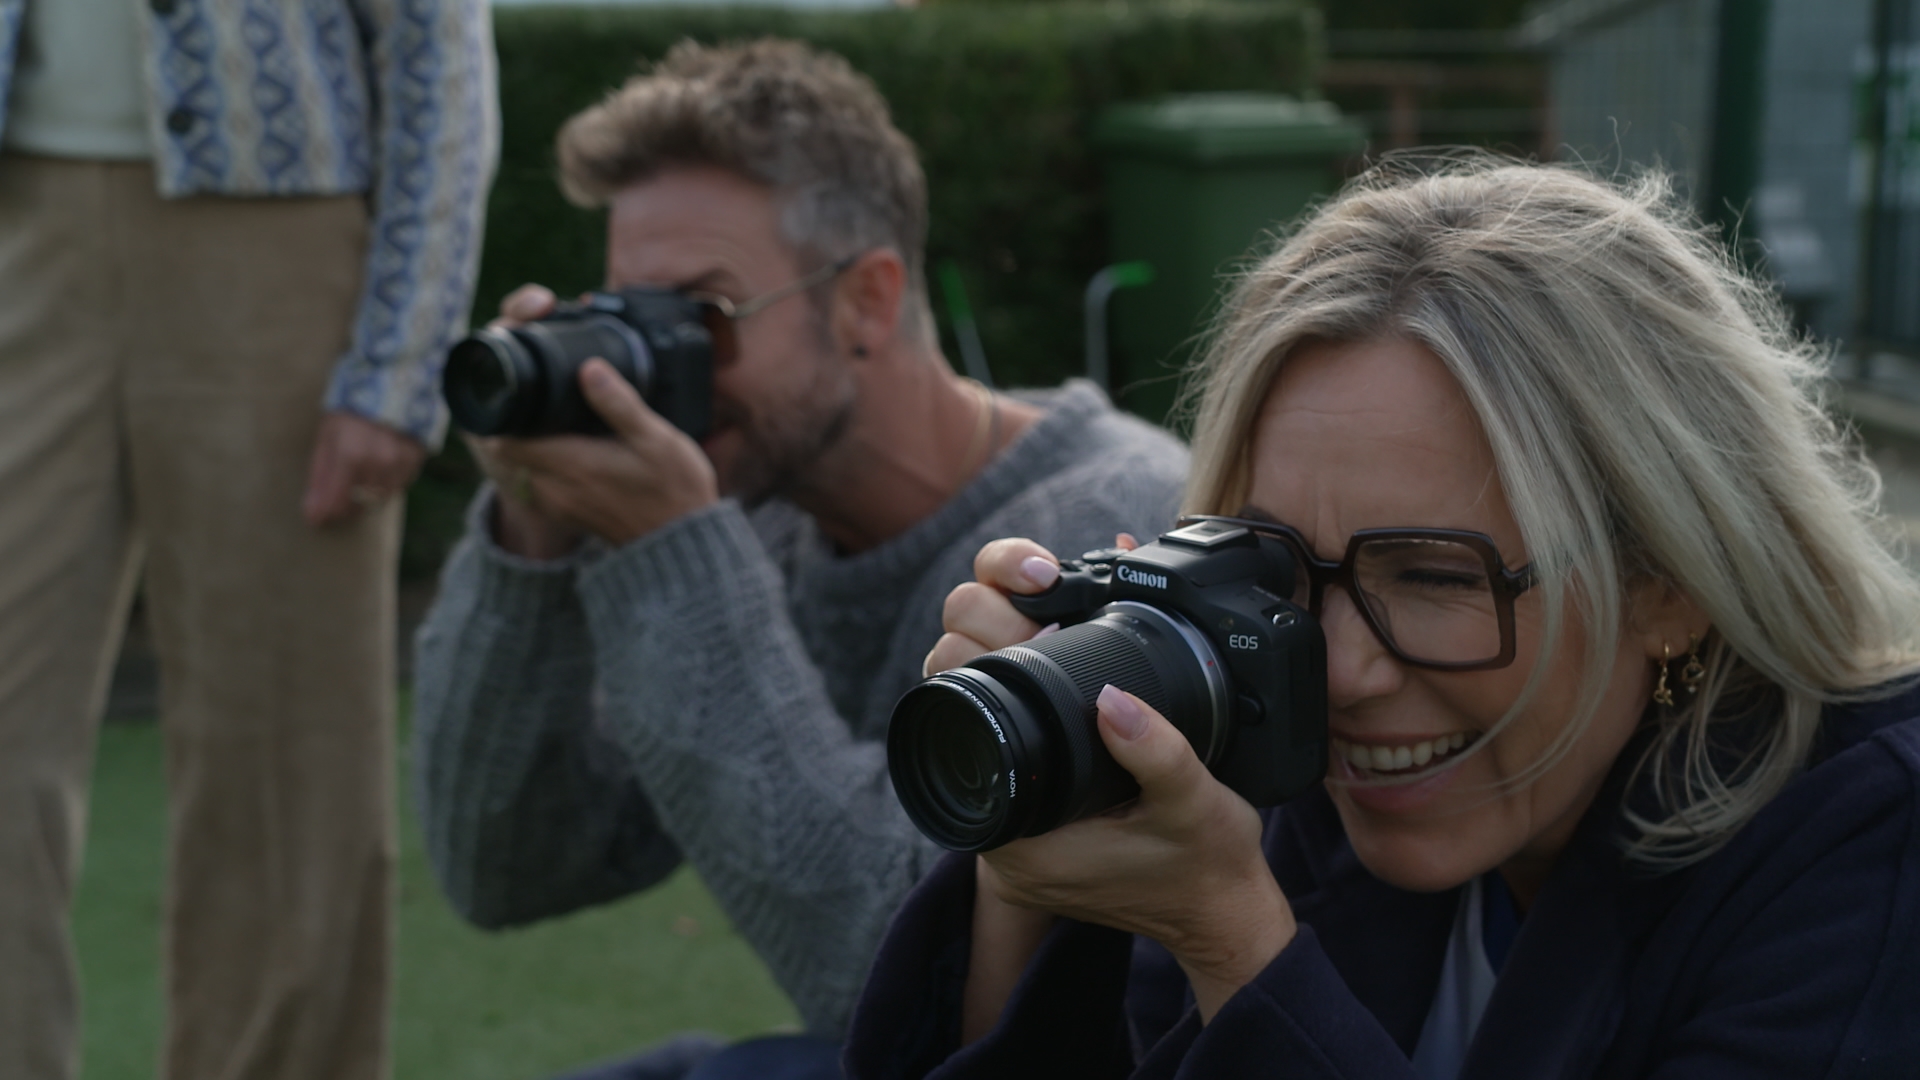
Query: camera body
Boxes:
[
  {"xmin": 1011, "ymin": 518, "xmax": 1330, "ymax": 803},
  {"xmin": 887, "ymin": 518, "xmax": 1328, "ymax": 853},
  {"xmin": 443, "ymin": 288, "xmax": 714, "ymax": 439}
]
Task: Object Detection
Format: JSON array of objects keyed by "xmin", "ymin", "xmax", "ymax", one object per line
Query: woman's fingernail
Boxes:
[
  {"xmin": 1032, "ymin": 622, "xmax": 1061, "ymax": 639},
  {"xmin": 1099, "ymin": 684, "xmax": 1147, "ymax": 740},
  {"xmin": 1021, "ymin": 556, "xmax": 1059, "ymax": 588}
]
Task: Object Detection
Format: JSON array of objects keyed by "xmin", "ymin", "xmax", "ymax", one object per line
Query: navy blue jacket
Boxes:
[{"xmin": 846, "ymin": 689, "xmax": 1920, "ymax": 1079}]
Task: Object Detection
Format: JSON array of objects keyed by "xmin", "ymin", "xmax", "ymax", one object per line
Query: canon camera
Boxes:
[
  {"xmin": 888, "ymin": 518, "xmax": 1329, "ymax": 853},
  {"xmin": 443, "ymin": 288, "xmax": 715, "ymax": 439}
]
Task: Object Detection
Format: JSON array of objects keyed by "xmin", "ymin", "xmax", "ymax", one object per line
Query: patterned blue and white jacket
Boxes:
[{"xmin": 0, "ymin": 0, "xmax": 499, "ymax": 445}]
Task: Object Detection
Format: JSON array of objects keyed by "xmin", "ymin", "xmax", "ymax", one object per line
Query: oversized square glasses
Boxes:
[{"xmin": 1176, "ymin": 513, "xmax": 1537, "ymax": 671}]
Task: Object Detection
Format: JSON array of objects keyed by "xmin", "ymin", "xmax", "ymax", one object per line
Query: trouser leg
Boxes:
[
  {"xmin": 0, "ymin": 157, "xmax": 143, "ymax": 1080},
  {"xmin": 115, "ymin": 173, "xmax": 399, "ymax": 1080}
]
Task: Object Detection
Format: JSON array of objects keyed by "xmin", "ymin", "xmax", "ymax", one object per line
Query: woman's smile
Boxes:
[
  {"xmin": 1329, "ymin": 730, "xmax": 1478, "ymax": 775},
  {"xmin": 1327, "ymin": 728, "xmax": 1485, "ymax": 816},
  {"xmin": 1247, "ymin": 335, "xmax": 1661, "ymax": 898}
]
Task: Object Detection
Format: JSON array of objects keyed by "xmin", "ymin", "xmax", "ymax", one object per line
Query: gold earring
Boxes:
[
  {"xmin": 1652, "ymin": 642, "xmax": 1675, "ymax": 707},
  {"xmin": 1680, "ymin": 633, "xmax": 1706, "ymax": 695}
]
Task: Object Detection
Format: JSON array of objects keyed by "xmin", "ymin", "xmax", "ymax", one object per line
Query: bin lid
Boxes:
[{"xmin": 1093, "ymin": 93, "xmax": 1366, "ymax": 163}]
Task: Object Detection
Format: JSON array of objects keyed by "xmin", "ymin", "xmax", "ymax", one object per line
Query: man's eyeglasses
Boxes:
[
  {"xmin": 681, "ymin": 252, "xmax": 861, "ymax": 365},
  {"xmin": 1177, "ymin": 513, "xmax": 1537, "ymax": 671}
]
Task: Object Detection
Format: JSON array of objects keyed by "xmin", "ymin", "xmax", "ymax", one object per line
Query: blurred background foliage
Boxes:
[
  {"xmin": 479, "ymin": 2, "xmax": 1319, "ymax": 387},
  {"xmin": 405, "ymin": 0, "xmax": 1324, "ymax": 580},
  {"xmin": 406, "ymin": 0, "xmax": 1558, "ymax": 581}
]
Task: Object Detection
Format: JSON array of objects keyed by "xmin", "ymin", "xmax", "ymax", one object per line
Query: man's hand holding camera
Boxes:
[{"xmin": 472, "ymin": 284, "xmax": 718, "ymax": 559}]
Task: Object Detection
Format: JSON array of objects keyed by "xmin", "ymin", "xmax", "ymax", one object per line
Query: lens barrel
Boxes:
[
  {"xmin": 443, "ymin": 314, "xmax": 651, "ymax": 437},
  {"xmin": 888, "ymin": 602, "xmax": 1229, "ymax": 852},
  {"xmin": 444, "ymin": 328, "xmax": 536, "ymax": 436}
]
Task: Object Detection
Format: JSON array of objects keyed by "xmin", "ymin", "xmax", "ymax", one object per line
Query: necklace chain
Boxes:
[{"xmin": 954, "ymin": 377, "xmax": 1000, "ymax": 489}]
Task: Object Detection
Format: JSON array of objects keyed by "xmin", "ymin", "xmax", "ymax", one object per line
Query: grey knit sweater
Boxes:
[{"xmin": 411, "ymin": 381, "xmax": 1188, "ymax": 1038}]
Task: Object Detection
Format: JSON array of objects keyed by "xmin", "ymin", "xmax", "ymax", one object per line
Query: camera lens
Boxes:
[
  {"xmin": 888, "ymin": 602, "xmax": 1229, "ymax": 853},
  {"xmin": 890, "ymin": 670, "xmax": 1025, "ymax": 851},
  {"xmin": 444, "ymin": 329, "xmax": 538, "ymax": 436},
  {"xmin": 443, "ymin": 313, "xmax": 652, "ymax": 438},
  {"xmin": 923, "ymin": 707, "xmax": 1004, "ymax": 823},
  {"xmin": 906, "ymin": 680, "xmax": 1013, "ymax": 822}
]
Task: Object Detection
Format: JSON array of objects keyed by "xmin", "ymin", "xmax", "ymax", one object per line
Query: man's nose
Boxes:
[{"xmin": 1319, "ymin": 587, "xmax": 1404, "ymax": 708}]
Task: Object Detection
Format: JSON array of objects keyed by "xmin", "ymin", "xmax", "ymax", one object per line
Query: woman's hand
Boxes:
[
  {"xmin": 983, "ymin": 686, "xmax": 1297, "ymax": 1023},
  {"xmin": 924, "ymin": 534, "xmax": 1138, "ymax": 676},
  {"xmin": 962, "ymin": 858, "xmax": 1058, "ymax": 1044},
  {"xmin": 946, "ymin": 533, "xmax": 1139, "ymax": 1042}
]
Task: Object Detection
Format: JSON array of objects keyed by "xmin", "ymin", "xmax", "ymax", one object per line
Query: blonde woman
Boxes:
[{"xmin": 844, "ymin": 159, "xmax": 1920, "ymax": 1079}]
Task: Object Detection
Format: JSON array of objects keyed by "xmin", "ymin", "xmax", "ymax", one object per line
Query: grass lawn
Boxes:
[{"xmin": 73, "ymin": 713, "xmax": 799, "ymax": 1080}]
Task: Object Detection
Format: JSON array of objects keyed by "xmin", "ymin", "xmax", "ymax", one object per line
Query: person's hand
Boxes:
[
  {"xmin": 473, "ymin": 356, "xmax": 718, "ymax": 556},
  {"xmin": 463, "ymin": 283, "xmax": 719, "ymax": 558},
  {"xmin": 467, "ymin": 284, "xmax": 574, "ymax": 556},
  {"xmin": 302, "ymin": 411, "xmax": 427, "ymax": 528},
  {"xmin": 980, "ymin": 685, "xmax": 1295, "ymax": 1024},
  {"xmin": 924, "ymin": 532, "xmax": 1139, "ymax": 676},
  {"xmin": 962, "ymin": 856, "xmax": 1059, "ymax": 1044},
  {"xmin": 497, "ymin": 282, "xmax": 557, "ymax": 325},
  {"xmin": 945, "ymin": 530, "xmax": 1284, "ymax": 1034}
]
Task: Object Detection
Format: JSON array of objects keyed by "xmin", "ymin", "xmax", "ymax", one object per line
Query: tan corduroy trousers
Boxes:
[{"xmin": 0, "ymin": 156, "xmax": 398, "ymax": 1080}]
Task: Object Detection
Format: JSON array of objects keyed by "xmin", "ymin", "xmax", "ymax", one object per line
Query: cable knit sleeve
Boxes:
[
  {"xmin": 412, "ymin": 491, "xmax": 684, "ymax": 930},
  {"xmin": 573, "ymin": 500, "xmax": 948, "ymax": 1038}
]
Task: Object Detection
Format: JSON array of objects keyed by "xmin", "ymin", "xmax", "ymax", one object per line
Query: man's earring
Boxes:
[{"xmin": 1652, "ymin": 642, "xmax": 1675, "ymax": 707}]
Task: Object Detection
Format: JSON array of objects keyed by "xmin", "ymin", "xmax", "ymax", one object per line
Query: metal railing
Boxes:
[{"xmin": 1856, "ymin": 0, "xmax": 1920, "ymax": 367}]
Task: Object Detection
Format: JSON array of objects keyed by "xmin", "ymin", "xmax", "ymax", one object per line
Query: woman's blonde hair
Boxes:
[{"xmin": 1184, "ymin": 155, "xmax": 1920, "ymax": 866}]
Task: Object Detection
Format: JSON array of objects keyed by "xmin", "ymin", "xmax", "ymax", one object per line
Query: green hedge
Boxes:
[
  {"xmin": 480, "ymin": 1, "xmax": 1320, "ymax": 390},
  {"xmin": 404, "ymin": 1, "xmax": 1320, "ymax": 580}
]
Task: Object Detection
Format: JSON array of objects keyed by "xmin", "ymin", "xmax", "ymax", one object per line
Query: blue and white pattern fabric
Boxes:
[
  {"xmin": 0, "ymin": 0, "xmax": 499, "ymax": 445},
  {"xmin": 0, "ymin": 6, "xmax": 19, "ymax": 131}
]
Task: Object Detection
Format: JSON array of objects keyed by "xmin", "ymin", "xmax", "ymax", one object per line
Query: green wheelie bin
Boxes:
[{"xmin": 1094, "ymin": 93, "xmax": 1365, "ymax": 424}]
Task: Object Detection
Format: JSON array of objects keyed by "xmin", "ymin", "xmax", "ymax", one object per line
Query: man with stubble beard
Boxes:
[{"xmin": 411, "ymin": 40, "xmax": 1187, "ymax": 1079}]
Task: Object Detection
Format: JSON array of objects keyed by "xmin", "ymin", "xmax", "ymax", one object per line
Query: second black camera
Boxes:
[
  {"xmin": 443, "ymin": 288, "xmax": 715, "ymax": 439},
  {"xmin": 888, "ymin": 518, "xmax": 1329, "ymax": 853}
]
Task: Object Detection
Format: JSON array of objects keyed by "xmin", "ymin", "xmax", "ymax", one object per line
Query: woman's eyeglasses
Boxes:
[{"xmin": 1177, "ymin": 513, "xmax": 1536, "ymax": 671}]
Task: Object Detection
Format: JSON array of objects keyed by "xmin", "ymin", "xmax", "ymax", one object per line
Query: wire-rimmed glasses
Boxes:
[{"xmin": 680, "ymin": 252, "xmax": 861, "ymax": 364}]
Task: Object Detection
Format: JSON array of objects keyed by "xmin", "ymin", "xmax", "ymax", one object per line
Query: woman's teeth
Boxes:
[{"xmin": 1333, "ymin": 732, "xmax": 1473, "ymax": 774}]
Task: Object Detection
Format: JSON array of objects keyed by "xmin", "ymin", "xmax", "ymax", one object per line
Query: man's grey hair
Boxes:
[{"xmin": 557, "ymin": 38, "xmax": 933, "ymax": 343}]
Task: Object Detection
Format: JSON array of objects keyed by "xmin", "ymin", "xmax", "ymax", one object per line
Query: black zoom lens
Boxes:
[
  {"xmin": 888, "ymin": 602, "xmax": 1230, "ymax": 852},
  {"xmin": 443, "ymin": 314, "xmax": 651, "ymax": 437}
]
